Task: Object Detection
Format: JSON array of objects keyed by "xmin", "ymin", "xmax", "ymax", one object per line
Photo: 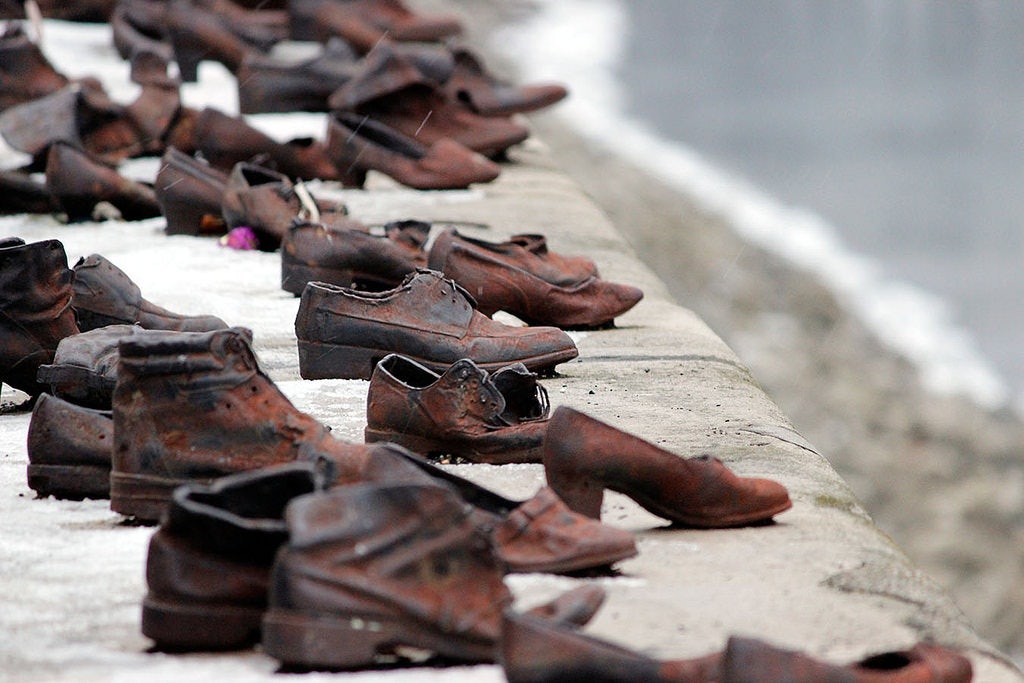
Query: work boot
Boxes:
[
  {"xmin": 0, "ymin": 238, "xmax": 79, "ymax": 397},
  {"xmin": 542, "ymin": 406, "xmax": 793, "ymax": 528},
  {"xmin": 26, "ymin": 392, "xmax": 112, "ymax": 500},
  {"xmin": 72, "ymin": 254, "xmax": 228, "ymax": 332},
  {"xmin": 262, "ymin": 481, "xmax": 511, "ymax": 670},
  {"xmin": 109, "ymin": 327, "xmax": 369, "ymax": 522}
]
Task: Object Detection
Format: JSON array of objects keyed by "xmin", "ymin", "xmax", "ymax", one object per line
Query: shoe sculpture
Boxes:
[
  {"xmin": 154, "ymin": 147, "xmax": 229, "ymax": 236},
  {"xmin": 499, "ymin": 610, "xmax": 723, "ymax": 683},
  {"xmin": 72, "ymin": 253, "xmax": 228, "ymax": 332},
  {"xmin": 364, "ymin": 354, "xmax": 551, "ymax": 464},
  {"xmin": 325, "ymin": 110, "xmax": 500, "ymax": 189},
  {"xmin": 36, "ymin": 324, "xmax": 142, "ymax": 409},
  {"xmin": 429, "ymin": 229, "xmax": 643, "ymax": 329},
  {"xmin": 444, "ymin": 46, "xmax": 568, "ymax": 117},
  {"xmin": 261, "ymin": 481, "xmax": 511, "ymax": 670},
  {"xmin": 0, "ymin": 238, "xmax": 79, "ymax": 397},
  {"xmin": 221, "ymin": 162, "xmax": 351, "ymax": 250},
  {"xmin": 281, "ymin": 219, "xmax": 426, "ymax": 295},
  {"xmin": 44, "ymin": 142, "xmax": 161, "ymax": 221},
  {"xmin": 294, "ymin": 269, "xmax": 578, "ymax": 380},
  {"xmin": 0, "ymin": 24, "xmax": 69, "ymax": 112},
  {"xmin": 720, "ymin": 636, "xmax": 973, "ymax": 683},
  {"xmin": 236, "ymin": 38, "xmax": 359, "ymax": 114},
  {"xmin": 542, "ymin": 406, "xmax": 793, "ymax": 527},
  {"xmin": 0, "ymin": 167, "xmax": 55, "ymax": 215},
  {"xmin": 289, "ymin": 0, "xmax": 462, "ymax": 53},
  {"xmin": 26, "ymin": 393, "xmax": 112, "ymax": 500}
]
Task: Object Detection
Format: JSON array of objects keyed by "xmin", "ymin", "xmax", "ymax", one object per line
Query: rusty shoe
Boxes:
[
  {"xmin": 364, "ymin": 354, "xmax": 550, "ymax": 464},
  {"xmin": 155, "ymin": 147, "xmax": 229, "ymax": 236},
  {"xmin": 543, "ymin": 406, "xmax": 792, "ymax": 528},
  {"xmin": 500, "ymin": 610, "xmax": 723, "ymax": 683},
  {"xmin": 26, "ymin": 393, "xmax": 112, "ymax": 500},
  {"xmin": 289, "ymin": 0, "xmax": 462, "ymax": 53},
  {"xmin": 35, "ymin": 324, "xmax": 144, "ymax": 409},
  {"xmin": 295, "ymin": 269, "xmax": 578, "ymax": 380},
  {"xmin": 44, "ymin": 142, "xmax": 161, "ymax": 221},
  {"xmin": 429, "ymin": 229, "xmax": 642, "ymax": 329},
  {"xmin": 720, "ymin": 637, "xmax": 973, "ymax": 683},
  {"xmin": 0, "ymin": 24, "xmax": 69, "ymax": 113},
  {"xmin": 281, "ymin": 219, "xmax": 427, "ymax": 295},
  {"xmin": 262, "ymin": 481, "xmax": 510, "ymax": 670},
  {"xmin": 72, "ymin": 253, "xmax": 228, "ymax": 332},
  {"xmin": 0, "ymin": 238, "xmax": 79, "ymax": 397},
  {"xmin": 236, "ymin": 38, "xmax": 359, "ymax": 114},
  {"xmin": 445, "ymin": 46, "xmax": 568, "ymax": 118}
]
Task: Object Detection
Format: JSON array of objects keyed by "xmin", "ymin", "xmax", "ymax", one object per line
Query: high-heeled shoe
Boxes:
[
  {"xmin": 155, "ymin": 147, "xmax": 229, "ymax": 236},
  {"xmin": 542, "ymin": 406, "xmax": 793, "ymax": 527}
]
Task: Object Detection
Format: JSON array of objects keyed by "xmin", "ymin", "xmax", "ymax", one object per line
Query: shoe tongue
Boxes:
[{"xmin": 490, "ymin": 363, "xmax": 548, "ymax": 423}]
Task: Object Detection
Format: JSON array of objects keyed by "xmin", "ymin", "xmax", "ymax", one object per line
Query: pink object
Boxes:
[{"xmin": 219, "ymin": 226, "xmax": 258, "ymax": 250}]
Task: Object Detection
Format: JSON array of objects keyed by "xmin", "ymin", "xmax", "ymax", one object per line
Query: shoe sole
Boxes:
[
  {"xmin": 142, "ymin": 595, "xmax": 263, "ymax": 651},
  {"xmin": 297, "ymin": 339, "xmax": 577, "ymax": 381},
  {"xmin": 363, "ymin": 427, "xmax": 543, "ymax": 465},
  {"xmin": 110, "ymin": 470, "xmax": 188, "ymax": 524},
  {"xmin": 26, "ymin": 463, "xmax": 110, "ymax": 500}
]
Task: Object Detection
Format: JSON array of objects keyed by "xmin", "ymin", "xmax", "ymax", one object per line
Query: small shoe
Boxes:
[
  {"xmin": 71, "ymin": 253, "xmax": 229, "ymax": 332},
  {"xmin": 294, "ymin": 269, "xmax": 578, "ymax": 380},
  {"xmin": 289, "ymin": 0, "xmax": 462, "ymax": 53},
  {"xmin": 281, "ymin": 219, "xmax": 426, "ymax": 295},
  {"xmin": 27, "ymin": 393, "xmax": 112, "ymax": 500},
  {"xmin": 44, "ymin": 142, "xmax": 161, "ymax": 221},
  {"xmin": 154, "ymin": 146, "xmax": 229, "ymax": 236},
  {"xmin": 364, "ymin": 353, "xmax": 551, "ymax": 464},
  {"xmin": 542, "ymin": 406, "xmax": 793, "ymax": 528},
  {"xmin": 325, "ymin": 110, "xmax": 501, "ymax": 189}
]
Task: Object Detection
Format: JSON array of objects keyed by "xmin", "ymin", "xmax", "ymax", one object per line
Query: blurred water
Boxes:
[{"xmin": 616, "ymin": 1, "xmax": 1024, "ymax": 406}]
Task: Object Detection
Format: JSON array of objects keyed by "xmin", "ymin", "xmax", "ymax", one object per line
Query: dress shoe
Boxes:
[
  {"xmin": 0, "ymin": 168, "xmax": 55, "ymax": 215},
  {"xmin": 221, "ymin": 162, "xmax": 350, "ymax": 250},
  {"xmin": 0, "ymin": 24, "xmax": 68, "ymax": 113},
  {"xmin": 155, "ymin": 146, "xmax": 229, "ymax": 236},
  {"xmin": 236, "ymin": 38, "xmax": 359, "ymax": 114},
  {"xmin": 289, "ymin": 0, "xmax": 461, "ymax": 53},
  {"xmin": 500, "ymin": 610, "xmax": 723, "ymax": 683},
  {"xmin": 429, "ymin": 229, "xmax": 597, "ymax": 287},
  {"xmin": 44, "ymin": 142, "xmax": 161, "ymax": 221},
  {"xmin": 71, "ymin": 253, "xmax": 229, "ymax": 332},
  {"xmin": 0, "ymin": 238, "xmax": 79, "ymax": 397},
  {"xmin": 281, "ymin": 218, "xmax": 427, "ymax": 295},
  {"xmin": 294, "ymin": 269, "xmax": 578, "ymax": 380},
  {"xmin": 720, "ymin": 636, "xmax": 973, "ymax": 683},
  {"xmin": 325, "ymin": 110, "xmax": 500, "ymax": 189},
  {"xmin": 328, "ymin": 45, "xmax": 530, "ymax": 157},
  {"xmin": 26, "ymin": 393, "xmax": 112, "ymax": 500},
  {"xmin": 543, "ymin": 406, "xmax": 793, "ymax": 527},
  {"xmin": 195, "ymin": 107, "xmax": 342, "ymax": 181},
  {"xmin": 445, "ymin": 46, "xmax": 568, "ymax": 117},
  {"xmin": 429, "ymin": 230, "xmax": 643, "ymax": 329},
  {"xmin": 262, "ymin": 481, "xmax": 510, "ymax": 670},
  {"xmin": 364, "ymin": 353, "xmax": 550, "ymax": 464}
]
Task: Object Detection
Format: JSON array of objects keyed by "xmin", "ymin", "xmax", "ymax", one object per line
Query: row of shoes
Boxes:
[{"xmin": 0, "ymin": 2, "xmax": 976, "ymax": 681}]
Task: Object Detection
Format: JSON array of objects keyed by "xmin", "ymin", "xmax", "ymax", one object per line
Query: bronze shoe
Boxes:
[
  {"xmin": 236, "ymin": 38, "xmax": 359, "ymax": 114},
  {"xmin": 195, "ymin": 107, "xmax": 342, "ymax": 181},
  {"xmin": 72, "ymin": 253, "xmax": 229, "ymax": 332},
  {"xmin": 500, "ymin": 610, "xmax": 723, "ymax": 683},
  {"xmin": 0, "ymin": 24, "xmax": 69, "ymax": 113},
  {"xmin": 325, "ymin": 110, "xmax": 500, "ymax": 189},
  {"xmin": 35, "ymin": 324, "xmax": 141, "ymax": 410},
  {"xmin": 289, "ymin": 0, "xmax": 462, "ymax": 53},
  {"xmin": 44, "ymin": 142, "xmax": 161, "ymax": 221},
  {"xmin": 542, "ymin": 406, "xmax": 793, "ymax": 528},
  {"xmin": 0, "ymin": 167, "xmax": 56, "ymax": 215},
  {"xmin": 364, "ymin": 353, "xmax": 551, "ymax": 464},
  {"xmin": 26, "ymin": 393, "xmax": 112, "ymax": 500},
  {"xmin": 0, "ymin": 238, "xmax": 79, "ymax": 397},
  {"xmin": 261, "ymin": 481, "xmax": 510, "ymax": 670},
  {"xmin": 429, "ymin": 230, "xmax": 642, "ymax": 329},
  {"xmin": 281, "ymin": 219, "xmax": 427, "ymax": 295},
  {"xmin": 445, "ymin": 46, "xmax": 568, "ymax": 117},
  {"xmin": 155, "ymin": 146, "xmax": 229, "ymax": 236},
  {"xmin": 294, "ymin": 269, "xmax": 578, "ymax": 380},
  {"xmin": 720, "ymin": 636, "xmax": 973, "ymax": 683}
]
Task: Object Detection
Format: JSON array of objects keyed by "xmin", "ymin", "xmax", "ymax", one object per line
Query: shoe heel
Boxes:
[
  {"xmin": 109, "ymin": 470, "xmax": 184, "ymax": 524},
  {"xmin": 26, "ymin": 463, "xmax": 110, "ymax": 500},
  {"xmin": 142, "ymin": 595, "xmax": 263, "ymax": 651},
  {"xmin": 548, "ymin": 474, "xmax": 605, "ymax": 520},
  {"xmin": 296, "ymin": 340, "xmax": 383, "ymax": 380},
  {"xmin": 281, "ymin": 262, "xmax": 353, "ymax": 296},
  {"xmin": 262, "ymin": 609, "xmax": 399, "ymax": 670}
]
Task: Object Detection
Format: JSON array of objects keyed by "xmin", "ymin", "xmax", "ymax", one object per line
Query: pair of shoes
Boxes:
[
  {"xmin": 429, "ymin": 229, "xmax": 643, "ymax": 329},
  {"xmin": 499, "ymin": 611, "xmax": 974, "ymax": 683},
  {"xmin": 289, "ymin": 0, "xmax": 462, "ymax": 54},
  {"xmin": 294, "ymin": 268, "xmax": 579, "ymax": 380},
  {"xmin": 142, "ymin": 460, "xmax": 619, "ymax": 667}
]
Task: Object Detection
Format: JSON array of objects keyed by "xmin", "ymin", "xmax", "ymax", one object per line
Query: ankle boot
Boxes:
[
  {"xmin": 542, "ymin": 407, "xmax": 793, "ymax": 528},
  {"xmin": 0, "ymin": 238, "xmax": 79, "ymax": 397},
  {"xmin": 72, "ymin": 254, "xmax": 228, "ymax": 332},
  {"xmin": 109, "ymin": 327, "xmax": 369, "ymax": 522},
  {"xmin": 154, "ymin": 146, "xmax": 229, "ymax": 236},
  {"xmin": 0, "ymin": 25, "xmax": 68, "ymax": 112},
  {"xmin": 44, "ymin": 142, "xmax": 161, "ymax": 222},
  {"xmin": 262, "ymin": 480, "xmax": 511, "ymax": 670},
  {"xmin": 27, "ymin": 393, "xmax": 112, "ymax": 500}
]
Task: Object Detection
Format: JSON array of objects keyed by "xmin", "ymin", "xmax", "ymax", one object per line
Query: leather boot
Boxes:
[
  {"xmin": 0, "ymin": 238, "xmax": 79, "ymax": 397},
  {"xmin": 26, "ymin": 392, "xmax": 112, "ymax": 500},
  {"xmin": 500, "ymin": 610, "xmax": 723, "ymax": 683},
  {"xmin": 262, "ymin": 481, "xmax": 511, "ymax": 670},
  {"xmin": 44, "ymin": 142, "xmax": 161, "ymax": 222},
  {"xmin": 289, "ymin": 0, "xmax": 462, "ymax": 53},
  {"xmin": 720, "ymin": 636, "xmax": 973, "ymax": 683},
  {"xmin": 0, "ymin": 25, "xmax": 68, "ymax": 113},
  {"xmin": 543, "ymin": 406, "xmax": 793, "ymax": 528},
  {"xmin": 154, "ymin": 146, "xmax": 229, "ymax": 236}
]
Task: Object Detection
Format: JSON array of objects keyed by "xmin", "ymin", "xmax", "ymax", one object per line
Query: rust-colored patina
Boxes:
[
  {"xmin": 543, "ymin": 406, "xmax": 793, "ymax": 528},
  {"xmin": 289, "ymin": 0, "xmax": 462, "ymax": 53}
]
